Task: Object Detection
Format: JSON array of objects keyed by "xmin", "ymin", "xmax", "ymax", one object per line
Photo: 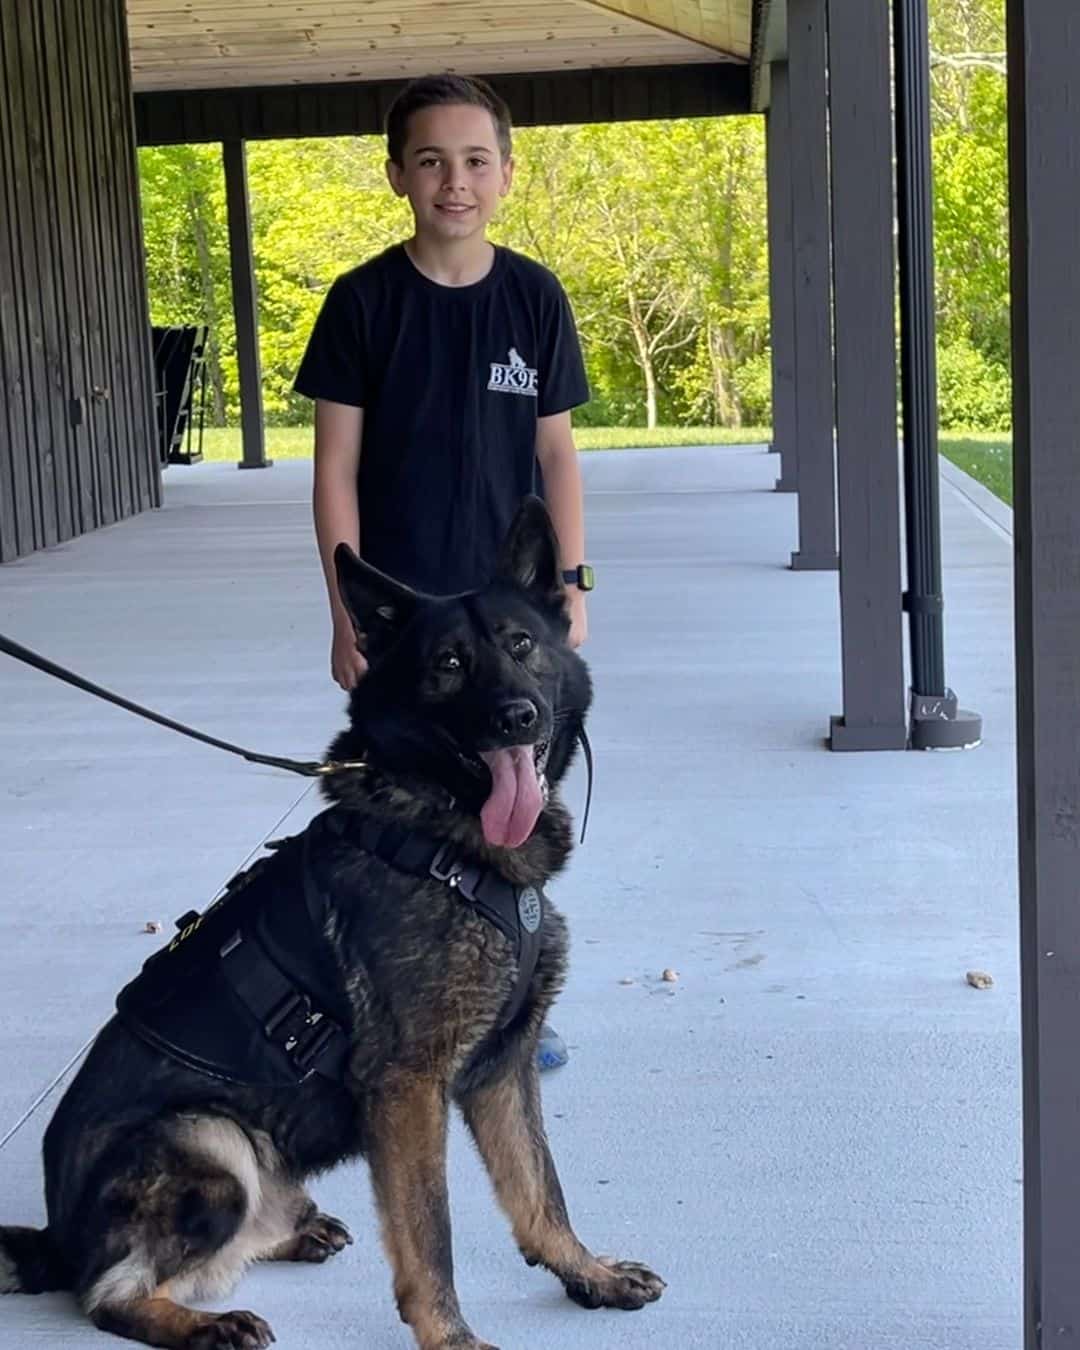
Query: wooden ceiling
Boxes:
[{"xmin": 125, "ymin": 0, "xmax": 753, "ymax": 93}]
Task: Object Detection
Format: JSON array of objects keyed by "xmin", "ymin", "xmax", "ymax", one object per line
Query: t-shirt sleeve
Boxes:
[
  {"xmin": 538, "ymin": 281, "xmax": 590, "ymax": 418},
  {"xmin": 292, "ymin": 276, "xmax": 368, "ymax": 407}
]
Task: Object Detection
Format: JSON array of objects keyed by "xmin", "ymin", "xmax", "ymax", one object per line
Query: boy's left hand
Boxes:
[{"xmin": 567, "ymin": 588, "xmax": 588, "ymax": 649}]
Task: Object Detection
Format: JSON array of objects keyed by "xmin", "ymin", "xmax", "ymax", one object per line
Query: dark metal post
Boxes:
[
  {"xmin": 1006, "ymin": 2, "xmax": 1080, "ymax": 1340},
  {"xmin": 222, "ymin": 139, "xmax": 270, "ymax": 471},
  {"xmin": 786, "ymin": 0, "xmax": 837, "ymax": 571},
  {"xmin": 765, "ymin": 62, "xmax": 797, "ymax": 493},
  {"xmin": 892, "ymin": 0, "xmax": 979, "ymax": 747},
  {"xmin": 826, "ymin": 0, "xmax": 907, "ymax": 751}
]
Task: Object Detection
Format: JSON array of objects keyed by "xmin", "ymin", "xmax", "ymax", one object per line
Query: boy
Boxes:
[{"xmin": 293, "ymin": 74, "xmax": 593, "ymax": 1071}]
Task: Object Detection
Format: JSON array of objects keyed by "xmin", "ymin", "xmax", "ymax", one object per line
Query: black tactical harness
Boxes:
[{"xmin": 116, "ymin": 809, "xmax": 545, "ymax": 1088}]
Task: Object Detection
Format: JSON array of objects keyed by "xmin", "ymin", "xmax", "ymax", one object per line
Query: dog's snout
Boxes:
[{"xmin": 495, "ymin": 698, "xmax": 538, "ymax": 739}]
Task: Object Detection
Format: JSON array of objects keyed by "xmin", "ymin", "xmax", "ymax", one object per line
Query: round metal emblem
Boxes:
[{"xmin": 517, "ymin": 886, "xmax": 542, "ymax": 934}]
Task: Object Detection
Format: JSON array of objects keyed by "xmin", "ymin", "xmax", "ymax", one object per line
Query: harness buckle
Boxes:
[
  {"xmin": 292, "ymin": 1017, "xmax": 341, "ymax": 1073},
  {"xmin": 263, "ymin": 991, "xmax": 343, "ymax": 1074},
  {"xmin": 429, "ymin": 843, "xmax": 463, "ymax": 887},
  {"xmin": 264, "ymin": 991, "xmax": 310, "ymax": 1047}
]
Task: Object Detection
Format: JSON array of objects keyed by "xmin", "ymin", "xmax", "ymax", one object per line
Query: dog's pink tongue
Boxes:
[{"xmin": 479, "ymin": 746, "xmax": 543, "ymax": 849}]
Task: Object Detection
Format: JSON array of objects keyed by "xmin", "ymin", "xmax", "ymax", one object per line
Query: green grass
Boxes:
[
  {"xmin": 192, "ymin": 424, "xmax": 772, "ymax": 462},
  {"xmin": 192, "ymin": 424, "xmax": 1014, "ymax": 506},
  {"xmin": 938, "ymin": 431, "xmax": 1012, "ymax": 506}
]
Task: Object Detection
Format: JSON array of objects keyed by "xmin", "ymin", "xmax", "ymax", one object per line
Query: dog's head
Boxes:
[{"xmin": 330, "ymin": 497, "xmax": 592, "ymax": 849}]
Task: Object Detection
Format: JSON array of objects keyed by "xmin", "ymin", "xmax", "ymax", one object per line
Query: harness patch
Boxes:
[{"xmin": 517, "ymin": 886, "xmax": 542, "ymax": 934}]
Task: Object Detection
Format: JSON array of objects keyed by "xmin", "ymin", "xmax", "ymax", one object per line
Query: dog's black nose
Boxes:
[{"xmin": 495, "ymin": 699, "xmax": 538, "ymax": 739}]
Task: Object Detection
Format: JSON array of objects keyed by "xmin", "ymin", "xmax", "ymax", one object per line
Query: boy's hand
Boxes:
[
  {"xmin": 566, "ymin": 589, "xmax": 588, "ymax": 649},
  {"xmin": 331, "ymin": 620, "xmax": 369, "ymax": 689}
]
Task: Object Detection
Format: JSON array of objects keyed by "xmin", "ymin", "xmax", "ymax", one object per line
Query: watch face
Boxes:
[{"xmin": 578, "ymin": 564, "xmax": 595, "ymax": 592}]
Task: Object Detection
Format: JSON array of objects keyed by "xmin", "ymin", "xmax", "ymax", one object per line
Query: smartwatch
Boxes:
[{"xmin": 562, "ymin": 565, "xmax": 595, "ymax": 592}]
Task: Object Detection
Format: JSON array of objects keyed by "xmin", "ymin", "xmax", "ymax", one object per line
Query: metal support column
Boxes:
[
  {"xmin": 826, "ymin": 0, "xmax": 907, "ymax": 750},
  {"xmin": 1006, "ymin": 1, "xmax": 1080, "ymax": 1341},
  {"xmin": 786, "ymin": 0, "xmax": 837, "ymax": 571},
  {"xmin": 765, "ymin": 62, "xmax": 797, "ymax": 494},
  {"xmin": 892, "ymin": 0, "xmax": 979, "ymax": 746},
  {"xmin": 222, "ymin": 139, "xmax": 270, "ymax": 471}
]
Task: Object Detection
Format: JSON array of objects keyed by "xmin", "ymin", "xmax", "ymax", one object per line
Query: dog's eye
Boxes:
[
  {"xmin": 511, "ymin": 633, "xmax": 534, "ymax": 659},
  {"xmin": 436, "ymin": 649, "xmax": 462, "ymax": 672}
]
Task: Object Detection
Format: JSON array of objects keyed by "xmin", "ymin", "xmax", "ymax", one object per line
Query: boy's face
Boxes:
[{"xmin": 387, "ymin": 103, "xmax": 513, "ymax": 244}]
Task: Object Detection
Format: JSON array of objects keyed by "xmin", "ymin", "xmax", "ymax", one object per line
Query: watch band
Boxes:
[{"xmin": 561, "ymin": 565, "xmax": 595, "ymax": 592}]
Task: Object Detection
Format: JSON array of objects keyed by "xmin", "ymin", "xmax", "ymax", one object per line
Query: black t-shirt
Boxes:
[{"xmin": 293, "ymin": 244, "xmax": 589, "ymax": 594}]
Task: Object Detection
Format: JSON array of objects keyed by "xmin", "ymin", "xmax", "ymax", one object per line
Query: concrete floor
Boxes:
[{"xmin": 0, "ymin": 445, "xmax": 1021, "ymax": 1348}]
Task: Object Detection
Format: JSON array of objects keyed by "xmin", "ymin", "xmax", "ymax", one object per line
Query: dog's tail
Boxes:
[{"xmin": 0, "ymin": 1226, "xmax": 69, "ymax": 1294}]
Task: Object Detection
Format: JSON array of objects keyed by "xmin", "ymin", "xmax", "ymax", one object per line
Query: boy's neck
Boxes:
[{"xmin": 404, "ymin": 234, "xmax": 496, "ymax": 288}]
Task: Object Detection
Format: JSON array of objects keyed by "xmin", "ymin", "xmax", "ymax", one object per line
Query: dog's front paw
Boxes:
[
  {"xmin": 186, "ymin": 1310, "xmax": 275, "ymax": 1349},
  {"xmin": 564, "ymin": 1255, "xmax": 666, "ymax": 1311}
]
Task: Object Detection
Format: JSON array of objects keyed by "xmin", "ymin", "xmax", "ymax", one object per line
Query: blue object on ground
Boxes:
[{"xmin": 537, "ymin": 1021, "xmax": 568, "ymax": 1071}]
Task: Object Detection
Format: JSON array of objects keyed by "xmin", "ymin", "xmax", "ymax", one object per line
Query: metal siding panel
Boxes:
[
  {"xmin": 0, "ymin": 0, "xmax": 156, "ymax": 561},
  {"xmin": 0, "ymin": 0, "xmax": 33, "ymax": 559},
  {"xmin": 30, "ymin": 0, "xmax": 78, "ymax": 542},
  {"xmin": 42, "ymin": 0, "xmax": 96, "ymax": 538},
  {"xmin": 84, "ymin": 0, "xmax": 130, "ymax": 522},
  {"xmin": 6, "ymin": 0, "xmax": 53, "ymax": 552},
  {"xmin": 14, "ymin": 1, "xmax": 62, "ymax": 548},
  {"xmin": 109, "ymin": 0, "xmax": 159, "ymax": 510}
]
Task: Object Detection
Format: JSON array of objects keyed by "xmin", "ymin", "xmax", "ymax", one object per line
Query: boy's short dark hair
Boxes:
[{"xmin": 385, "ymin": 74, "xmax": 513, "ymax": 167}]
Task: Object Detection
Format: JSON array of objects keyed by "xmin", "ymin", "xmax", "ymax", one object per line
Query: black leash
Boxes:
[
  {"xmin": 0, "ymin": 632, "xmax": 353, "ymax": 777},
  {"xmin": 0, "ymin": 631, "xmax": 594, "ymax": 839},
  {"xmin": 577, "ymin": 722, "xmax": 593, "ymax": 844}
]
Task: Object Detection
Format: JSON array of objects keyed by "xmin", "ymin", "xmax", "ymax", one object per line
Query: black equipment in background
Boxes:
[{"xmin": 151, "ymin": 325, "xmax": 209, "ymax": 466}]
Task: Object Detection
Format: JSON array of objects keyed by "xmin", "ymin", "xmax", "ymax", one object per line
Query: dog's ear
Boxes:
[
  {"xmin": 496, "ymin": 495, "xmax": 562, "ymax": 606},
  {"xmin": 334, "ymin": 544, "xmax": 420, "ymax": 652}
]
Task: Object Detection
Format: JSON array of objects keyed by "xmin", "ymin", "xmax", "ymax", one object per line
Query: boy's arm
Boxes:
[
  {"xmin": 535, "ymin": 410, "xmax": 588, "ymax": 648},
  {"xmin": 313, "ymin": 398, "xmax": 368, "ymax": 688}
]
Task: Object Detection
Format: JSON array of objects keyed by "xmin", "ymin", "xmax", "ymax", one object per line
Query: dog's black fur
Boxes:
[{"xmin": 0, "ymin": 498, "xmax": 664, "ymax": 1350}]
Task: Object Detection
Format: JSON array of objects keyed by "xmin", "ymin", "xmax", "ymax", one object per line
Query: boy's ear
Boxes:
[
  {"xmin": 496, "ymin": 496, "xmax": 562, "ymax": 607},
  {"xmin": 334, "ymin": 544, "xmax": 420, "ymax": 653},
  {"xmin": 385, "ymin": 157, "xmax": 406, "ymax": 198},
  {"xmin": 499, "ymin": 154, "xmax": 514, "ymax": 198}
]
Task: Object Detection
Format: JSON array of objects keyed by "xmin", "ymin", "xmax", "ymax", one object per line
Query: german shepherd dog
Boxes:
[{"xmin": 0, "ymin": 498, "xmax": 664, "ymax": 1349}]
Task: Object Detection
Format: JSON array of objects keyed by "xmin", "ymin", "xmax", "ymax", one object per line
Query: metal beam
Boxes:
[
  {"xmin": 892, "ymin": 0, "xmax": 980, "ymax": 748},
  {"xmin": 135, "ymin": 65, "xmax": 750, "ymax": 147},
  {"xmin": 764, "ymin": 62, "xmax": 797, "ymax": 493},
  {"xmin": 1006, "ymin": 1, "xmax": 1080, "ymax": 1341},
  {"xmin": 221, "ymin": 139, "xmax": 269, "ymax": 472},
  {"xmin": 786, "ymin": 0, "xmax": 836, "ymax": 572},
  {"xmin": 826, "ymin": 0, "xmax": 906, "ymax": 750},
  {"xmin": 751, "ymin": 0, "xmax": 787, "ymax": 110}
]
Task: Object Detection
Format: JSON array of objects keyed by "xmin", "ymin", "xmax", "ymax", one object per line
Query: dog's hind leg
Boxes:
[
  {"xmin": 457, "ymin": 1049, "xmax": 666, "ymax": 1314},
  {"xmin": 366, "ymin": 1072, "xmax": 497, "ymax": 1350},
  {"xmin": 75, "ymin": 1116, "xmax": 280, "ymax": 1348},
  {"xmin": 256, "ymin": 1184, "xmax": 353, "ymax": 1265}
]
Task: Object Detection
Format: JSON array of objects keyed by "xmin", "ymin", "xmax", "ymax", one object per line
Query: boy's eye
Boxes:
[
  {"xmin": 436, "ymin": 649, "xmax": 462, "ymax": 672},
  {"xmin": 511, "ymin": 633, "xmax": 534, "ymax": 659}
]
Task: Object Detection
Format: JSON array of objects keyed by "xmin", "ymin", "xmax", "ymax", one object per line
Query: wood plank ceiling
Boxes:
[{"xmin": 125, "ymin": 0, "xmax": 752, "ymax": 92}]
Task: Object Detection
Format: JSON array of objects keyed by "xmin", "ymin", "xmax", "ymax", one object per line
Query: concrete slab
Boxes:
[{"xmin": 0, "ymin": 445, "xmax": 1021, "ymax": 1348}]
